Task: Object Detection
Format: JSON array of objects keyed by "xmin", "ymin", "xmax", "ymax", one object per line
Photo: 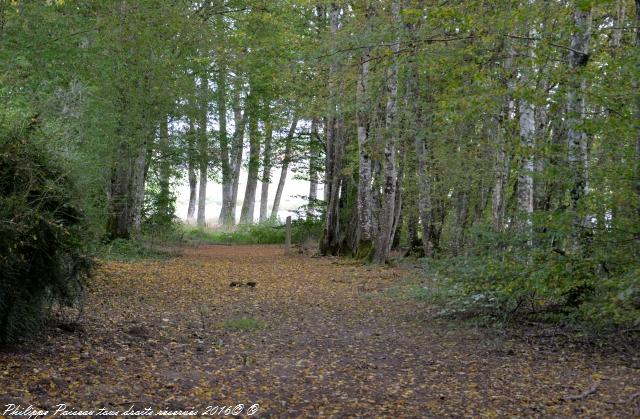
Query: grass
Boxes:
[
  {"xmin": 182, "ymin": 218, "xmax": 323, "ymax": 246},
  {"xmin": 183, "ymin": 222, "xmax": 286, "ymax": 245},
  {"xmin": 216, "ymin": 317, "xmax": 265, "ymax": 331},
  {"xmin": 98, "ymin": 218, "xmax": 323, "ymax": 261}
]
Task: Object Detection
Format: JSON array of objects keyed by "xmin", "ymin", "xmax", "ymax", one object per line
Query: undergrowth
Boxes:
[
  {"xmin": 182, "ymin": 218, "xmax": 323, "ymax": 245},
  {"xmin": 406, "ymin": 224, "xmax": 640, "ymax": 335}
]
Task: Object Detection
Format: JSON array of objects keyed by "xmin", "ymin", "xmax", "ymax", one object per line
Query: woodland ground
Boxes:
[{"xmin": 0, "ymin": 245, "xmax": 639, "ymax": 418}]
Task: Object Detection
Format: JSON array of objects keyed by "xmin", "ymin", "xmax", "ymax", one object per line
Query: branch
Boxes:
[{"xmin": 562, "ymin": 381, "xmax": 600, "ymax": 402}]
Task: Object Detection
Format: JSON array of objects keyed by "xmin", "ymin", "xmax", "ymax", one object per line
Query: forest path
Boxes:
[{"xmin": 1, "ymin": 245, "xmax": 638, "ymax": 418}]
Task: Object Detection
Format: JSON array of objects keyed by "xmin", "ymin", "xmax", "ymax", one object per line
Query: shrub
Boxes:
[
  {"xmin": 101, "ymin": 238, "xmax": 171, "ymax": 261},
  {"xmin": 0, "ymin": 125, "xmax": 93, "ymax": 343},
  {"xmin": 418, "ymin": 224, "xmax": 640, "ymax": 330}
]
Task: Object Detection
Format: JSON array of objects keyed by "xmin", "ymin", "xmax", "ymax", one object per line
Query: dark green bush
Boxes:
[
  {"xmin": 418, "ymin": 223, "xmax": 640, "ymax": 329},
  {"xmin": 0, "ymin": 126, "xmax": 93, "ymax": 343}
]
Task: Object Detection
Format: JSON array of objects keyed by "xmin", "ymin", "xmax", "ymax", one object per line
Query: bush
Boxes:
[
  {"xmin": 0, "ymin": 125, "xmax": 93, "ymax": 343},
  {"xmin": 417, "ymin": 224, "xmax": 640, "ymax": 330},
  {"xmin": 101, "ymin": 238, "xmax": 171, "ymax": 261}
]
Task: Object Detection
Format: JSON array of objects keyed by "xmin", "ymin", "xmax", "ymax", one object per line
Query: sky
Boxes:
[{"xmin": 171, "ymin": 96, "xmax": 322, "ymax": 225}]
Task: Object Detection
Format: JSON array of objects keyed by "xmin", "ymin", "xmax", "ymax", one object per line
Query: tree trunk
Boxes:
[
  {"xmin": 308, "ymin": 118, "xmax": 320, "ymax": 218},
  {"xmin": 219, "ymin": 80, "xmax": 246, "ymax": 226},
  {"xmin": 130, "ymin": 139, "xmax": 147, "ymax": 235},
  {"xmin": 322, "ymin": 118, "xmax": 330, "ymax": 203},
  {"xmin": 106, "ymin": 122, "xmax": 148, "ymax": 241},
  {"xmin": 612, "ymin": 0, "xmax": 625, "ymax": 48},
  {"xmin": 355, "ymin": 30, "xmax": 374, "ymax": 256},
  {"xmin": 372, "ymin": 0, "xmax": 400, "ymax": 264},
  {"xmin": 259, "ymin": 111, "xmax": 273, "ymax": 222},
  {"xmin": 492, "ymin": 42, "xmax": 516, "ymax": 233},
  {"xmin": 566, "ymin": 6, "xmax": 592, "ymax": 251},
  {"xmin": 240, "ymin": 92, "xmax": 260, "ymax": 224},
  {"xmin": 107, "ymin": 143, "xmax": 133, "ymax": 240},
  {"xmin": 271, "ymin": 117, "xmax": 299, "ymax": 219},
  {"xmin": 229, "ymin": 106, "xmax": 245, "ymax": 224},
  {"xmin": 196, "ymin": 76, "xmax": 209, "ymax": 227},
  {"xmin": 320, "ymin": 2, "xmax": 345, "ymax": 255},
  {"xmin": 390, "ymin": 143, "xmax": 405, "ymax": 251},
  {"xmin": 517, "ymin": 99, "xmax": 535, "ymax": 241},
  {"xmin": 534, "ymin": 85, "xmax": 549, "ymax": 212},
  {"xmin": 157, "ymin": 116, "xmax": 172, "ymax": 223},
  {"xmin": 187, "ymin": 118, "xmax": 197, "ymax": 223},
  {"xmin": 0, "ymin": 0, "xmax": 5, "ymax": 35},
  {"xmin": 635, "ymin": 0, "xmax": 640, "ymax": 222},
  {"xmin": 452, "ymin": 189, "xmax": 469, "ymax": 257},
  {"xmin": 216, "ymin": 62, "xmax": 231, "ymax": 226}
]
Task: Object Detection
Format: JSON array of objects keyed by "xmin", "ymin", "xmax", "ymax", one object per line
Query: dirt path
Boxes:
[{"xmin": 1, "ymin": 245, "xmax": 638, "ymax": 418}]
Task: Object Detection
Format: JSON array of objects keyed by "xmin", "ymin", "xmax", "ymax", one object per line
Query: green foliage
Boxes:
[
  {"xmin": 183, "ymin": 222, "xmax": 286, "ymax": 245},
  {"xmin": 417, "ymin": 225, "xmax": 640, "ymax": 329},
  {"xmin": 100, "ymin": 239, "xmax": 171, "ymax": 262},
  {"xmin": 0, "ymin": 125, "xmax": 93, "ymax": 343},
  {"xmin": 182, "ymin": 217, "xmax": 324, "ymax": 245}
]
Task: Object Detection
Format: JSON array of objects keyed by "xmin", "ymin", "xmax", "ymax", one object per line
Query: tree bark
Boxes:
[
  {"xmin": 229, "ymin": 106, "xmax": 245, "ymax": 224},
  {"xmin": 106, "ymin": 92, "xmax": 151, "ymax": 241},
  {"xmin": 107, "ymin": 127, "xmax": 148, "ymax": 241},
  {"xmin": 240, "ymin": 91, "xmax": 260, "ymax": 224},
  {"xmin": 130, "ymin": 138, "xmax": 147, "ymax": 235},
  {"xmin": 517, "ymin": 99, "xmax": 535, "ymax": 241},
  {"xmin": 408, "ymin": 65, "xmax": 434, "ymax": 257},
  {"xmin": 320, "ymin": 3, "xmax": 346, "ymax": 255},
  {"xmin": 216, "ymin": 61, "xmax": 231, "ymax": 226},
  {"xmin": 107, "ymin": 143, "xmax": 133, "ymax": 240},
  {"xmin": 259, "ymin": 110, "xmax": 273, "ymax": 222},
  {"xmin": 452, "ymin": 189, "xmax": 469, "ymax": 257},
  {"xmin": 271, "ymin": 117, "xmax": 299, "ymax": 219},
  {"xmin": 491, "ymin": 116, "xmax": 509, "ymax": 232},
  {"xmin": 612, "ymin": 0, "xmax": 625, "ymax": 48},
  {"xmin": 157, "ymin": 116, "xmax": 172, "ymax": 222},
  {"xmin": 635, "ymin": 0, "xmax": 640, "ymax": 222},
  {"xmin": 308, "ymin": 118, "xmax": 320, "ymax": 218},
  {"xmin": 196, "ymin": 76, "xmax": 209, "ymax": 227},
  {"xmin": 355, "ymin": 17, "xmax": 374, "ymax": 256},
  {"xmin": 187, "ymin": 118, "xmax": 197, "ymax": 223},
  {"xmin": 566, "ymin": 6, "xmax": 592, "ymax": 251},
  {"xmin": 390, "ymin": 142, "xmax": 405, "ymax": 251},
  {"xmin": 492, "ymin": 43, "xmax": 515, "ymax": 233},
  {"xmin": 219, "ymin": 81, "xmax": 246, "ymax": 226},
  {"xmin": 372, "ymin": 0, "xmax": 400, "ymax": 264}
]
